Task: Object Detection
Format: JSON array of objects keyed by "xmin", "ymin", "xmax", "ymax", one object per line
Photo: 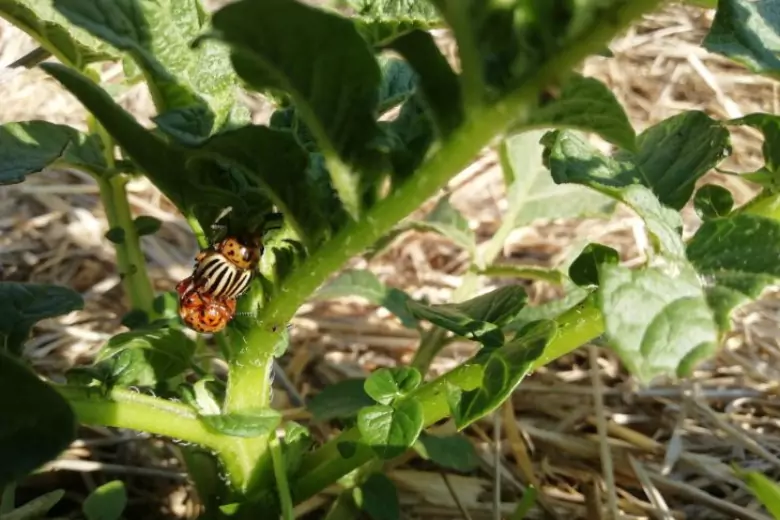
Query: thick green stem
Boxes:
[
  {"xmin": 292, "ymin": 296, "xmax": 604, "ymax": 502},
  {"xmin": 220, "ymin": 321, "xmax": 278, "ymax": 494}
]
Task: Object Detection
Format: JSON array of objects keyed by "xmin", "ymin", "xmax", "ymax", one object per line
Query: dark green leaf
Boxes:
[
  {"xmin": 355, "ymin": 472, "xmax": 400, "ymax": 520},
  {"xmin": 694, "ymin": 184, "xmax": 734, "ymax": 219},
  {"xmin": 542, "ymin": 111, "xmax": 731, "ymax": 210},
  {"xmin": 39, "ymin": 64, "xmax": 197, "ymax": 219},
  {"xmin": 738, "ymin": 470, "xmax": 780, "ymax": 519},
  {"xmin": 568, "ymin": 243, "xmax": 620, "ymax": 286},
  {"xmin": 408, "ymin": 285, "xmax": 528, "ymax": 348},
  {"xmin": 357, "ymin": 399, "xmax": 423, "ymax": 459},
  {"xmin": 1, "ymin": 489, "xmax": 65, "ymax": 520},
  {"xmin": 364, "ymin": 367, "xmax": 421, "ymax": 405},
  {"xmin": 0, "ymin": 0, "xmax": 118, "ymax": 68},
  {"xmin": 83, "ymin": 481, "xmax": 126, "ymax": 520},
  {"xmin": 54, "ymin": 0, "xmax": 245, "ymax": 142},
  {"xmin": 307, "ymin": 379, "xmax": 374, "ymax": 422},
  {"xmin": 525, "ymin": 74, "xmax": 636, "ymax": 151},
  {"xmin": 104, "ymin": 227, "xmax": 125, "ymax": 245},
  {"xmin": 0, "ymin": 121, "xmax": 106, "ymax": 184},
  {"xmin": 505, "ymin": 282, "xmax": 592, "ymax": 332},
  {"xmin": 453, "ymin": 320, "xmax": 553, "ymax": 429},
  {"xmin": 729, "ymin": 114, "xmax": 780, "ymax": 182},
  {"xmin": 687, "ymin": 214, "xmax": 780, "ymax": 329},
  {"xmin": 376, "ymin": 56, "xmax": 417, "ymax": 114},
  {"xmin": 416, "ymin": 432, "xmax": 479, "ymax": 472},
  {"xmin": 95, "ymin": 326, "xmax": 196, "ymax": 387},
  {"xmin": 0, "ymin": 351, "xmax": 76, "ymax": 488},
  {"xmin": 597, "ymin": 260, "xmax": 718, "ymax": 382},
  {"xmin": 209, "ymin": 0, "xmax": 384, "ymax": 217},
  {"xmin": 197, "ymin": 125, "xmax": 324, "ymax": 247},
  {"xmin": 350, "ymin": 0, "xmax": 442, "ymax": 47},
  {"xmin": 0, "ymin": 282, "xmax": 83, "ymax": 356},
  {"xmin": 313, "ymin": 270, "xmax": 418, "ymax": 328},
  {"xmin": 703, "ymin": 0, "xmax": 780, "ymax": 79},
  {"xmin": 386, "ymin": 29, "xmax": 463, "ymax": 135},
  {"xmin": 382, "ymin": 93, "xmax": 435, "ymax": 184},
  {"xmin": 133, "ymin": 216, "xmax": 162, "ymax": 237},
  {"xmin": 200, "ymin": 409, "xmax": 281, "ymax": 438},
  {"xmin": 500, "ymin": 131, "xmax": 615, "ymax": 228}
]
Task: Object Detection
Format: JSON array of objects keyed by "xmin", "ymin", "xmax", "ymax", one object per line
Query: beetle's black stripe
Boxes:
[{"xmin": 194, "ymin": 252, "xmax": 253, "ymax": 299}]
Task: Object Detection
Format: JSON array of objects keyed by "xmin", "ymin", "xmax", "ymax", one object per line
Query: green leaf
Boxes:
[
  {"xmin": 0, "ymin": 0, "xmax": 118, "ymax": 68},
  {"xmin": 364, "ymin": 367, "xmax": 421, "ymax": 405},
  {"xmin": 416, "ymin": 196, "xmax": 475, "ymax": 254},
  {"xmin": 542, "ymin": 111, "xmax": 731, "ymax": 210},
  {"xmin": 83, "ymin": 481, "xmax": 127, "ymax": 520},
  {"xmin": 133, "ymin": 216, "xmax": 162, "ymax": 237},
  {"xmin": 739, "ymin": 470, "xmax": 780, "ymax": 519},
  {"xmin": 307, "ymin": 379, "xmax": 375, "ymax": 422},
  {"xmin": 95, "ymin": 326, "xmax": 196, "ymax": 387},
  {"xmin": 200, "ymin": 409, "xmax": 281, "ymax": 438},
  {"xmin": 729, "ymin": 114, "xmax": 780, "ymax": 182},
  {"xmin": 355, "ymin": 473, "xmax": 400, "ymax": 520},
  {"xmin": 525, "ymin": 74, "xmax": 636, "ymax": 151},
  {"xmin": 511, "ymin": 487, "xmax": 538, "ymax": 520},
  {"xmin": 687, "ymin": 214, "xmax": 780, "ymax": 329},
  {"xmin": 694, "ymin": 184, "xmax": 734, "ymax": 219},
  {"xmin": 350, "ymin": 0, "xmax": 443, "ymax": 47},
  {"xmin": 453, "ymin": 320, "xmax": 553, "ymax": 429},
  {"xmin": 0, "ymin": 489, "xmax": 65, "ymax": 520},
  {"xmin": 407, "ymin": 285, "xmax": 528, "ymax": 348},
  {"xmin": 0, "ymin": 121, "xmax": 107, "ymax": 184},
  {"xmin": 506, "ymin": 281, "xmax": 592, "ymax": 332},
  {"xmin": 500, "ymin": 131, "xmax": 615, "ymax": 229},
  {"xmin": 54, "ymin": 0, "xmax": 244, "ymax": 142},
  {"xmin": 104, "ymin": 227, "xmax": 125, "ymax": 245},
  {"xmin": 386, "ymin": 29, "xmax": 463, "ymax": 136},
  {"xmin": 313, "ymin": 270, "xmax": 418, "ymax": 328},
  {"xmin": 377, "ymin": 57, "xmax": 417, "ymax": 114},
  {"xmin": 0, "ymin": 282, "xmax": 84, "ymax": 356},
  {"xmin": 703, "ymin": 0, "xmax": 780, "ymax": 79},
  {"xmin": 282, "ymin": 422, "xmax": 312, "ymax": 474},
  {"xmin": 209, "ymin": 0, "xmax": 384, "ymax": 218},
  {"xmin": 415, "ymin": 432, "xmax": 479, "ymax": 472},
  {"xmin": 39, "ymin": 64, "xmax": 195, "ymax": 217},
  {"xmin": 568, "ymin": 243, "xmax": 620, "ymax": 287},
  {"xmin": 597, "ymin": 260, "xmax": 718, "ymax": 382},
  {"xmin": 0, "ymin": 351, "xmax": 76, "ymax": 488},
  {"xmin": 197, "ymin": 125, "xmax": 324, "ymax": 247},
  {"xmin": 357, "ymin": 399, "xmax": 423, "ymax": 459}
]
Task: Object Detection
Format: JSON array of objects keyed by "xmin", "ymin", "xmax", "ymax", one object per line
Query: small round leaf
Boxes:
[
  {"xmin": 104, "ymin": 227, "xmax": 125, "ymax": 244},
  {"xmin": 568, "ymin": 243, "xmax": 620, "ymax": 286},
  {"xmin": 694, "ymin": 184, "xmax": 734, "ymax": 220},
  {"xmin": 133, "ymin": 215, "xmax": 162, "ymax": 236},
  {"xmin": 364, "ymin": 367, "xmax": 421, "ymax": 405},
  {"xmin": 357, "ymin": 399, "xmax": 423, "ymax": 459}
]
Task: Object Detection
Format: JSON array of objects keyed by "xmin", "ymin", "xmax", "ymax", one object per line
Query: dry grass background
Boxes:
[{"xmin": 1, "ymin": 3, "xmax": 780, "ymax": 519}]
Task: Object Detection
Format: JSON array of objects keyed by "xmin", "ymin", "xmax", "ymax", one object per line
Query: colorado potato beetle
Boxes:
[
  {"xmin": 176, "ymin": 276, "xmax": 237, "ymax": 334},
  {"xmin": 191, "ymin": 236, "xmax": 262, "ymax": 300}
]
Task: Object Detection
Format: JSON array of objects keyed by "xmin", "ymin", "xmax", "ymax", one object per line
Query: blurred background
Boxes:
[{"xmin": 1, "ymin": 2, "xmax": 779, "ymax": 519}]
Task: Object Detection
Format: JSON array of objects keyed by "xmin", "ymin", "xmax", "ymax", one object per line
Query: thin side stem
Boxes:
[
  {"xmin": 270, "ymin": 431, "xmax": 294, "ymax": 520},
  {"xmin": 91, "ymin": 120, "xmax": 156, "ymax": 316}
]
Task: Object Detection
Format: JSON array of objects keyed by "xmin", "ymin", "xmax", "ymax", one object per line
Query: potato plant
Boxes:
[{"xmin": 1, "ymin": 0, "xmax": 779, "ymax": 518}]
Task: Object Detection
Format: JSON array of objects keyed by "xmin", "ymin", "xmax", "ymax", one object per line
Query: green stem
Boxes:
[
  {"xmin": 291, "ymin": 296, "xmax": 604, "ymax": 502},
  {"xmin": 90, "ymin": 118, "xmax": 155, "ymax": 317},
  {"xmin": 270, "ymin": 432, "xmax": 294, "ymax": 520},
  {"xmin": 96, "ymin": 174, "xmax": 156, "ymax": 315},
  {"xmin": 221, "ymin": 320, "xmax": 277, "ymax": 494}
]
